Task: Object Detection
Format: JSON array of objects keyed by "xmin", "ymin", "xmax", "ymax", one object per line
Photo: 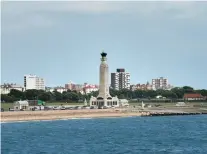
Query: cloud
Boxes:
[
  {"xmin": 3, "ymin": 1, "xmax": 207, "ymax": 15},
  {"xmin": 2, "ymin": 14, "xmax": 53, "ymax": 34},
  {"xmin": 2, "ymin": 2, "xmax": 56, "ymax": 33},
  {"xmin": 10, "ymin": 1, "xmax": 206, "ymax": 17},
  {"xmin": 158, "ymin": 1, "xmax": 207, "ymax": 19},
  {"xmin": 1, "ymin": 1, "xmax": 207, "ymax": 33}
]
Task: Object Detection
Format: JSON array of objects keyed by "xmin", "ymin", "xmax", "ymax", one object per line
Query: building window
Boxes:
[{"xmin": 22, "ymin": 106, "xmax": 27, "ymax": 109}]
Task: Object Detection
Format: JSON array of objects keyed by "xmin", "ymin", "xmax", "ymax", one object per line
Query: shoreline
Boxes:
[
  {"xmin": 1, "ymin": 115, "xmax": 139, "ymax": 123},
  {"xmin": 1, "ymin": 109, "xmax": 142, "ymax": 122},
  {"xmin": 1, "ymin": 108, "xmax": 207, "ymax": 123}
]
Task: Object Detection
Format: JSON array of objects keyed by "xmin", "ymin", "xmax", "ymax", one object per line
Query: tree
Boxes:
[
  {"xmin": 70, "ymin": 92, "xmax": 79, "ymax": 101},
  {"xmin": 1, "ymin": 85, "xmax": 206, "ymax": 103},
  {"xmin": 53, "ymin": 91, "xmax": 62, "ymax": 101},
  {"xmin": 62, "ymin": 91, "xmax": 79, "ymax": 102},
  {"xmin": 90, "ymin": 91, "xmax": 98, "ymax": 97},
  {"xmin": 119, "ymin": 94, "xmax": 125, "ymax": 99},
  {"xmin": 25, "ymin": 89, "xmax": 39, "ymax": 100},
  {"xmin": 162, "ymin": 90, "xmax": 177, "ymax": 99},
  {"xmin": 1, "ymin": 94, "xmax": 17, "ymax": 102},
  {"xmin": 67, "ymin": 89, "xmax": 72, "ymax": 92},
  {"xmin": 145, "ymin": 90, "xmax": 157, "ymax": 98},
  {"xmin": 196, "ymin": 89, "xmax": 207, "ymax": 96},
  {"xmin": 171, "ymin": 87, "xmax": 184, "ymax": 98},
  {"xmin": 133, "ymin": 90, "xmax": 144, "ymax": 98},
  {"xmin": 8, "ymin": 89, "xmax": 25, "ymax": 100},
  {"xmin": 109, "ymin": 88, "xmax": 119, "ymax": 97},
  {"xmin": 183, "ymin": 86, "xmax": 195, "ymax": 93},
  {"xmin": 38, "ymin": 92, "xmax": 51, "ymax": 101}
]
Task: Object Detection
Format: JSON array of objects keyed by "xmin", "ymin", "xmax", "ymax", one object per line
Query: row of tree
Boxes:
[
  {"xmin": 1, "ymin": 89, "xmax": 83, "ymax": 103},
  {"xmin": 1, "ymin": 86, "xmax": 207, "ymax": 103}
]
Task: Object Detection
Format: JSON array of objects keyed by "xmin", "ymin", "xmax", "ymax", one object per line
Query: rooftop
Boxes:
[{"xmin": 184, "ymin": 93, "xmax": 203, "ymax": 98}]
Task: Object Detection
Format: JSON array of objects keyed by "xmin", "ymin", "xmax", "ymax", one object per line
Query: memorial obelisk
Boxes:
[
  {"xmin": 89, "ymin": 51, "xmax": 119, "ymax": 108},
  {"xmin": 97, "ymin": 52, "xmax": 111, "ymax": 106}
]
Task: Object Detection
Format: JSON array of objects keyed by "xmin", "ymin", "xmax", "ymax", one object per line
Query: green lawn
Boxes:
[
  {"xmin": 0, "ymin": 102, "xmax": 83, "ymax": 111},
  {"xmin": 1, "ymin": 103, "xmax": 13, "ymax": 111},
  {"xmin": 1, "ymin": 101, "xmax": 207, "ymax": 111},
  {"xmin": 129, "ymin": 101, "xmax": 207, "ymax": 107}
]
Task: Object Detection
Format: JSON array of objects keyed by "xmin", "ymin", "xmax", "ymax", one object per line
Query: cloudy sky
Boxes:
[{"xmin": 1, "ymin": 1, "xmax": 207, "ymax": 89}]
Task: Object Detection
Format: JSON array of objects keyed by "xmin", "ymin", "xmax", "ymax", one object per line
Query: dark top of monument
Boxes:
[{"xmin": 101, "ymin": 52, "xmax": 107, "ymax": 57}]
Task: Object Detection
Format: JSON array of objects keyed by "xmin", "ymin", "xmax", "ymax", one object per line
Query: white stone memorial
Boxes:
[{"xmin": 90, "ymin": 51, "xmax": 119, "ymax": 108}]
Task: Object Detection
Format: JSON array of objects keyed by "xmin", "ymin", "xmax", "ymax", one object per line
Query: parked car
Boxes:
[
  {"xmin": 103, "ymin": 106, "xmax": 108, "ymax": 109},
  {"xmin": 81, "ymin": 106, "xmax": 86, "ymax": 109},
  {"xmin": 53, "ymin": 106, "xmax": 59, "ymax": 110},
  {"xmin": 1, "ymin": 108, "xmax": 4, "ymax": 112},
  {"xmin": 32, "ymin": 108, "xmax": 35, "ymax": 111},
  {"xmin": 9, "ymin": 108, "xmax": 14, "ymax": 111},
  {"xmin": 73, "ymin": 106, "xmax": 78, "ymax": 110},
  {"xmin": 67, "ymin": 107, "xmax": 74, "ymax": 110},
  {"xmin": 60, "ymin": 106, "xmax": 66, "ymax": 110},
  {"xmin": 74, "ymin": 106, "xmax": 82, "ymax": 110},
  {"xmin": 44, "ymin": 107, "xmax": 50, "ymax": 111},
  {"xmin": 85, "ymin": 106, "xmax": 90, "ymax": 109}
]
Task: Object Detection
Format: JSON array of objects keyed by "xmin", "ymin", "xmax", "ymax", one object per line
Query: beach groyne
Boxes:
[{"xmin": 141, "ymin": 111, "xmax": 207, "ymax": 117}]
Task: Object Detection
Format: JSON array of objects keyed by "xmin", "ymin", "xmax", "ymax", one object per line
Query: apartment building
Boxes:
[
  {"xmin": 46, "ymin": 86, "xmax": 67, "ymax": 93},
  {"xmin": 65, "ymin": 81, "xmax": 84, "ymax": 91},
  {"xmin": 83, "ymin": 84, "xmax": 99, "ymax": 94},
  {"xmin": 1, "ymin": 83, "xmax": 24, "ymax": 94},
  {"xmin": 130, "ymin": 82, "xmax": 152, "ymax": 91},
  {"xmin": 111, "ymin": 68, "xmax": 130, "ymax": 90},
  {"xmin": 152, "ymin": 77, "xmax": 169, "ymax": 90},
  {"xmin": 24, "ymin": 74, "xmax": 45, "ymax": 90}
]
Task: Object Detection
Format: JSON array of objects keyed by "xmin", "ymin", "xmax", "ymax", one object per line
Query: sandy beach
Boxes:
[
  {"xmin": 1, "ymin": 109, "xmax": 142, "ymax": 122},
  {"xmin": 2, "ymin": 107, "xmax": 205, "ymax": 122}
]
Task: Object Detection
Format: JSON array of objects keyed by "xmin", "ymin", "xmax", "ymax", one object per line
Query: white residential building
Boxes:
[
  {"xmin": 0, "ymin": 83, "xmax": 24, "ymax": 94},
  {"xmin": 54, "ymin": 87, "xmax": 67, "ymax": 93},
  {"xmin": 83, "ymin": 84, "xmax": 99, "ymax": 94},
  {"xmin": 24, "ymin": 74, "xmax": 45, "ymax": 90},
  {"xmin": 152, "ymin": 77, "xmax": 170, "ymax": 90},
  {"xmin": 130, "ymin": 82, "xmax": 153, "ymax": 91},
  {"xmin": 46, "ymin": 87, "xmax": 66, "ymax": 93},
  {"xmin": 111, "ymin": 68, "xmax": 130, "ymax": 90}
]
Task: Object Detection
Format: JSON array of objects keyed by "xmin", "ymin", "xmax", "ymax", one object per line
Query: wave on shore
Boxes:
[
  {"xmin": 0, "ymin": 117, "xmax": 97, "ymax": 124},
  {"xmin": 0, "ymin": 116, "xmax": 139, "ymax": 124}
]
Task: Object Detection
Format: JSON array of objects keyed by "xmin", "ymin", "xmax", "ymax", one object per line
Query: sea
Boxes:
[{"xmin": 1, "ymin": 115, "xmax": 207, "ymax": 154}]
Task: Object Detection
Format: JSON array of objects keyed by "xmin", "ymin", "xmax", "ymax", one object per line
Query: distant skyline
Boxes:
[{"xmin": 1, "ymin": 1, "xmax": 207, "ymax": 89}]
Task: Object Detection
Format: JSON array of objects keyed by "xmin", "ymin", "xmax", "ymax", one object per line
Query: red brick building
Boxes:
[{"xmin": 183, "ymin": 93, "xmax": 204, "ymax": 101}]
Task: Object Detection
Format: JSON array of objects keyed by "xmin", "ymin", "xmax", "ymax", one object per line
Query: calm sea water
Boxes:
[{"xmin": 1, "ymin": 115, "xmax": 207, "ymax": 154}]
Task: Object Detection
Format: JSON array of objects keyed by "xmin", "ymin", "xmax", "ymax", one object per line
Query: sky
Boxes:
[{"xmin": 1, "ymin": 1, "xmax": 207, "ymax": 89}]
